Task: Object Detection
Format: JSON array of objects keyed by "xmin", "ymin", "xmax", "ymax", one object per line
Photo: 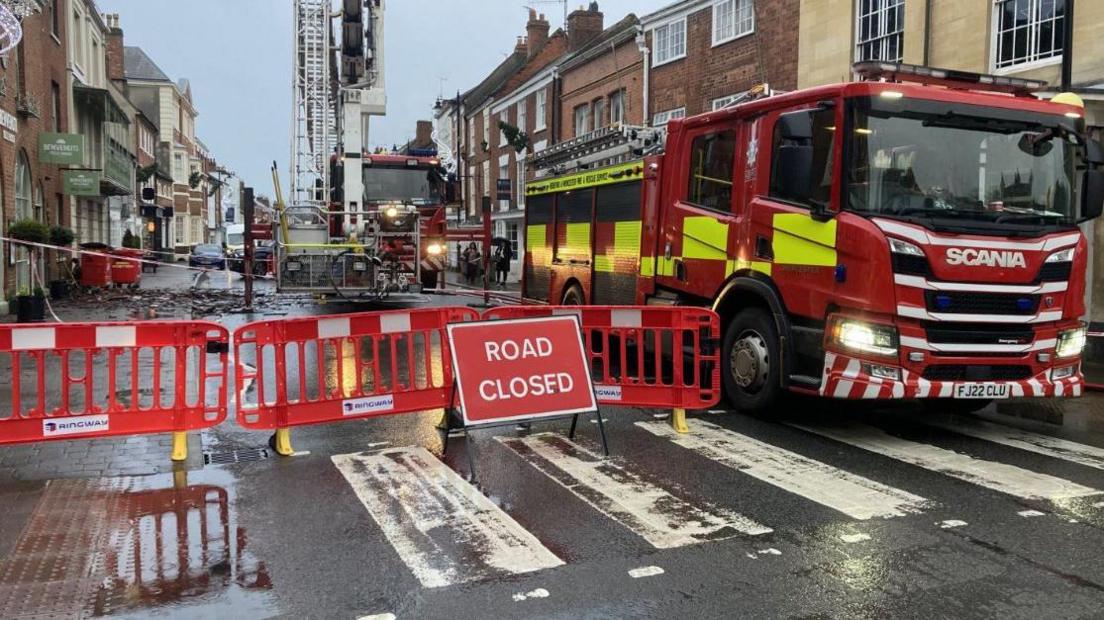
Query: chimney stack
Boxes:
[
  {"xmin": 415, "ymin": 120, "xmax": 433, "ymax": 148},
  {"xmin": 103, "ymin": 13, "xmax": 126, "ymax": 84},
  {"xmin": 514, "ymin": 36, "xmax": 528, "ymax": 55},
  {"xmin": 526, "ymin": 10, "xmax": 550, "ymax": 58},
  {"xmin": 567, "ymin": 3, "xmax": 603, "ymax": 52}
]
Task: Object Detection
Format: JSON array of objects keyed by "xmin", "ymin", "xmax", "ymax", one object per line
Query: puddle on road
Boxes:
[{"xmin": 0, "ymin": 468, "xmax": 277, "ymax": 619}]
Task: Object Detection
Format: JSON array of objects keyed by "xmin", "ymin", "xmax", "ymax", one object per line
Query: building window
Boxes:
[
  {"xmin": 482, "ymin": 108, "xmax": 490, "ymax": 145},
  {"xmin": 498, "ymin": 160, "xmax": 510, "ymax": 210},
  {"xmin": 51, "ymin": 81, "xmax": 61, "ymax": 132},
  {"xmin": 535, "ymin": 90, "xmax": 547, "ymax": 131},
  {"xmin": 175, "ymin": 214, "xmax": 185, "ymax": 245},
  {"xmin": 506, "ymin": 222, "xmax": 519, "ymax": 259},
  {"xmin": 855, "ymin": 0, "xmax": 904, "ymax": 63},
  {"xmin": 652, "ymin": 18, "xmax": 687, "ymax": 66},
  {"xmin": 14, "ymin": 151, "xmax": 32, "ymax": 220},
  {"xmin": 593, "ymin": 98, "xmax": 607, "ymax": 129},
  {"xmin": 574, "ymin": 103, "xmax": 591, "ymax": 136},
  {"xmin": 173, "ymin": 153, "xmax": 185, "ymax": 182},
  {"xmin": 516, "ymin": 159, "xmax": 526, "ymax": 209},
  {"xmin": 993, "ymin": 0, "xmax": 1065, "ymax": 70},
  {"xmin": 517, "ymin": 99, "xmax": 527, "ymax": 133},
  {"xmin": 610, "ymin": 89, "xmax": 626, "ymax": 125},
  {"xmin": 191, "ymin": 217, "xmax": 202, "ymax": 243},
  {"xmin": 653, "ymin": 107, "xmax": 686, "ymax": 127},
  {"xmin": 712, "ymin": 94, "xmax": 740, "ymax": 110},
  {"xmin": 686, "ymin": 130, "xmax": 737, "ymax": 211},
  {"xmin": 48, "ymin": 0, "xmax": 59, "ymax": 37},
  {"xmin": 713, "ymin": 0, "xmax": 754, "ymax": 46},
  {"xmin": 499, "ymin": 111, "xmax": 509, "ymax": 146}
]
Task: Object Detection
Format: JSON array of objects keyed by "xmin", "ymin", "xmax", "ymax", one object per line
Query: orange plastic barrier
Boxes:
[
  {"xmin": 481, "ymin": 306, "xmax": 721, "ymax": 410},
  {"xmin": 233, "ymin": 307, "xmax": 480, "ymax": 432},
  {"xmin": 0, "ymin": 321, "xmax": 230, "ymax": 456}
]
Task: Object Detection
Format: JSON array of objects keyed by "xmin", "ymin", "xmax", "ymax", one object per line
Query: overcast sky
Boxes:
[{"xmin": 97, "ymin": 0, "xmax": 672, "ymax": 193}]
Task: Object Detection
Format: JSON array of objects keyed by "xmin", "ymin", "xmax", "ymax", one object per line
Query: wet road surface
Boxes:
[{"xmin": 4, "ymin": 279, "xmax": 1104, "ymax": 617}]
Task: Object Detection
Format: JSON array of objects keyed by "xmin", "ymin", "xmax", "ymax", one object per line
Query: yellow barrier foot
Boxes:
[
  {"xmin": 271, "ymin": 428, "xmax": 295, "ymax": 456},
  {"xmin": 171, "ymin": 431, "xmax": 188, "ymax": 462},
  {"xmin": 670, "ymin": 408, "xmax": 690, "ymax": 434},
  {"xmin": 435, "ymin": 409, "xmax": 450, "ymax": 431}
]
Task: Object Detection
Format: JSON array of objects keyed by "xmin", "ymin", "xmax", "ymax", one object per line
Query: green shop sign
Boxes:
[
  {"xmin": 63, "ymin": 170, "xmax": 101, "ymax": 196},
  {"xmin": 39, "ymin": 133, "xmax": 85, "ymax": 165}
]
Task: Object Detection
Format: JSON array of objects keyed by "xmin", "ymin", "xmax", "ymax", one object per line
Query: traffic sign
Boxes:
[{"xmin": 447, "ymin": 315, "xmax": 597, "ymax": 426}]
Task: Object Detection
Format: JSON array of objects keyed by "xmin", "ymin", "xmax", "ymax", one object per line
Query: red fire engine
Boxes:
[{"xmin": 523, "ymin": 63, "xmax": 1104, "ymax": 412}]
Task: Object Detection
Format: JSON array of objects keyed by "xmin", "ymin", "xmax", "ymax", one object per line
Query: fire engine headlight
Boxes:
[
  {"xmin": 385, "ymin": 206, "xmax": 399, "ymax": 218},
  {"xmin": 1056, "ymin": 326, "xmax": 1087, "ymax": 358},
  {"xmin": 888, "ymin": 237, "xmax": 924, "ymax": 256},
  {"xmin": 833, "ymin": 319, "xmax": 899, "ymax": 357},
  {"xmin": 426, "ymin": 243, "xmax": 443, "ymax": 255},
  {"xmin": 1045, "ymin": 247, "xmax": 1075, "ymax": 263}
]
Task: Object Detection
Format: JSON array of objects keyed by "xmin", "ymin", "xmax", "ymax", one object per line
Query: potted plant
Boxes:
[
  {"xmin": 8, "ymin": 219, "xmax": 49, "ymax": 322},
  {"xmin": 15, "ymin": 286, "xmax": 45, "ymax": 323},
  {"xmin": 48, "ymin": 226, "xmax": 75, "ymax": 299}
]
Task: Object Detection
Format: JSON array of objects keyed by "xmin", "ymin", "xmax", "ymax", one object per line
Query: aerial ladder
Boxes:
[{"xmin": 279, "ymin": 0, "xmax": 427, "ymax": 299}]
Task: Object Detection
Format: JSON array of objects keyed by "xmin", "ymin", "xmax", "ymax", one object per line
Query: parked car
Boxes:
[
  {"xmin": 230, "ymin": 240, "xmax": 274, "ymax": 275},
  {"xmin": 189, "ymin": 244, "xmax": 226, "ymax": 270}
]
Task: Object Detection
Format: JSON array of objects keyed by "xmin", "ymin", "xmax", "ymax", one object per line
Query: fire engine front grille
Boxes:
[
  {"xmin": 921, "ymin": 365, "xmax": 1032, "ymax": 381},
  {"xmin": 891, "ymin": 253, "xmax": 931, "ymax": 277},
  {"xmin": 924, "ymin": 323, "xmax": 1035, "ymax": 345},
  {"xmin": 924, "ymin": 291, "xmax": 1039, "ymax": 315},
  {"xmin": 1037, "ymin": 261, "xmax": 1072, "ymax": 282}
]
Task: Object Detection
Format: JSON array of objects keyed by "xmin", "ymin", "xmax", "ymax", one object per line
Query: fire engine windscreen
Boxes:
[
  {"xmin": 847, "ymin": 98, "xmax": 1077, "ymax": 228},
  {"xmin": 362, "ymin": 167, "xmax": 441, "ymax": 205}
]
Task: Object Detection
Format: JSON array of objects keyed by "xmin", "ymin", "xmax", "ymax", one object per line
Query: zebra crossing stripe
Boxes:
[
  {"xmin": 637, "ymin": 420, "xmax": 930, "ymax": 520},
  {"xmin": 926, "ymin": 418, "xmax": 1104, "ymax": 472},
  {"xmin": 791, "ymin": 422, "xmax": 1103, "ymax": 501},
  {"xmin": 332, "ymin": 447, "xmax": 563, "ymax": 588},
  {"xmin": 497, "ymin": 433, "xmax": 771, "ymax": 548}
]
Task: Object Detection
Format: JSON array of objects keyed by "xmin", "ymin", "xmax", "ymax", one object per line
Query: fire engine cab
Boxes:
[{"xmin": 523, "ymin": 62, "xmax": 1104, "ymax": 412}]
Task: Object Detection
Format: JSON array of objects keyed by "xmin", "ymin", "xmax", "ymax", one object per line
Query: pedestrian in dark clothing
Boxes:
[
  {"xmin": 496, "ymin": 243, "xmax": 512, "ymax": 288},
  {"xmin": 462, "ymin": 242, "xmax": 481, "ymax": 285}
]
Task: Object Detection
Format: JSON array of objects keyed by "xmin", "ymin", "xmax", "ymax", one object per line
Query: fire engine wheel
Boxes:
[
  {"xmin": 561, "ymin": 284, "xmax": 585, "ymax": 306},
  {"xmin": 722, "ymin": 308, "xmax": 782, "ymax": 413}
]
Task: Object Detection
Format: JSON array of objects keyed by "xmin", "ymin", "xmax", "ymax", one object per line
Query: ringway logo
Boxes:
[
  {"xmin": 342, "ymin": 394, "xmax": 395, "ymax": 416},
  {"xmin": 945, "ymin": 248, "xmax": 1027, "ymax": 268},
  {"xmin": 42, "ymin": 414, "xmax": 109, "ymax": 437},
  {"xmin": 594, "ymin": 385, "xmax": 622, "ymax": 402}
]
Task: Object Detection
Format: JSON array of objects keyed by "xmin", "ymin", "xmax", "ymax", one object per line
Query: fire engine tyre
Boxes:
[
  {"xmin": 421, "ymin": 270, "xmax": 439, "ymax": 290},
  {"xmin": 722, "ymin": 308, "xmax": 782, "ymax": 413},
  {"xmin": 561, "ymin": 284, "xmax": 585, "ymax": 306}
]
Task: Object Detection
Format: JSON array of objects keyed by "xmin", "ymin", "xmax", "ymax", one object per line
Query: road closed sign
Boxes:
[{"xmin": 447, "ymin": 315, "xmax": 597, "ymax": 426}]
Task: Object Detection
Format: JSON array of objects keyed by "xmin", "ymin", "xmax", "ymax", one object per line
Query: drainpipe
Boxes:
[
  {"xmin": 1061, "ymin": 0, "xmax": 1075, "ymax": 91},
  {"xmin": 637, "ymin": 26, "xmax": 650, "ymax": 125},
  {"xmin": 922, "ymin": 0, "xmax": 932, "ymax": 66}
]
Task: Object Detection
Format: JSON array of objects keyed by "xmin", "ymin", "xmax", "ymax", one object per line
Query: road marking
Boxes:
[
  {"xmin": 792, "ymin": 422, "xmax": 1103, "ymax": 502},
  {"xmin": 1094, "ymin": 501, "xmax": 1104, "ymax": 508},
  {"xmin": 1019, "ymin": 509, "xmax": 1046, "ymax": 517},
  {"xmin": 638, "ymin": 420, "xmax": 930, "ymax": 520},
  {"xmin": 332, "ymin": 447, "xmax": 563, "ymax": 588},
  {"xmin": 840, "ymin": 533, "xmax": 871, "ymax": 543},
  {"xmin": 357, "ymin": 614, "xmax": 396, "ymax": 620},
  {"xmin": 497, "ymin": 433, "xmax": 771, "ymax": 548},
  {"xmin": 939, "ymin": 519, "xmax": 968, "ymax": 529},
  {"xmin": 927, "ymin": 418, "xmax": 1104, "ymax": 471},
  {"xmin": 747, "ymin": 547, "xmax": 782, "ymax": 559},
  {"xmin": 512, "ymin": 588, "xmax": 550, "ymax": 602},
  {"xmin": 628, "ymin": 566, "xmax": 665, "ymax": 578}
]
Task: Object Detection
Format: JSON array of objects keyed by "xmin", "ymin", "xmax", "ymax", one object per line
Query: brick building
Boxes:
[
  {"xmin": 558, "ymin": 13, "xmax": 644, "ymax": 141},
  {"xmin": 0, "ymin": 0, "xmax": 71, "ymax": 305},
  {"xmin": 642, "ymin": 0, "xmax": 799, "ymax": 125}
]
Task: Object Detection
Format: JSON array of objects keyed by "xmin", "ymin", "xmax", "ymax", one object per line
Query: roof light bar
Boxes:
[{"xmin": 852, "ymin": 61, "xmax": 1048, "ymax": 96}]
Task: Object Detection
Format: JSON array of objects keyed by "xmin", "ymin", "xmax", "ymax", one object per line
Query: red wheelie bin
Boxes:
[
  {"xmin": 111, "ymin": 248, "xmax": 144, "ymax": 289},
  {"xmin": 78, "ymin": 243, "xmax": 113, "ymax": 288}
]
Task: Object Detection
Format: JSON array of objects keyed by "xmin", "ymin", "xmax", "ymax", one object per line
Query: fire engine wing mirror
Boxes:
[
  {"xmin": 779, "ymin": 110, "xmax": 814, "ymax": 141},
  {"xmin": 1080, "ymin": 169, "xmax": 1104, "ymax": 222},
  {"xmin": 1085, "ymin": 138, "xmax": 1104, "ymax": 166},
  {"xmin": 776, "ymin": 144, "xmax": 815, "ymax": 202}
]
